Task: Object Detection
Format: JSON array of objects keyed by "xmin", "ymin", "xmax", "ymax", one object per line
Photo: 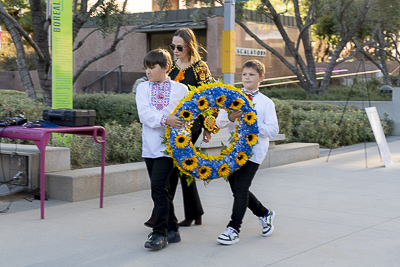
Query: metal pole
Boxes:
[
  {"xmin": 223, "ymin": 0, "xmax": 236, "ymax": 85},
  {"xmin": 118, "ymin": 65, "xmax": 122, "ymax": 93}
]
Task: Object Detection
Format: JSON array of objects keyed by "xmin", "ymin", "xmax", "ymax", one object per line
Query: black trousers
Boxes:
[
  {"xmin": 227, "ymin": 161, "xmax": 269, "ymax": 232},
  {"xmin": 144, "ymin": 157, "xmax": 178, "ymax": 236},
  {"xmin": 168, "ymin": 118, "xmax": 204, "ymax": 220},
  {"xmin": 148, "ymin": 119, "xmax": 204, "ymax": 221}
]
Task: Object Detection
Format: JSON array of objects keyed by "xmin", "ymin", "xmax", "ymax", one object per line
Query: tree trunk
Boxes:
[
  {"xmin": 0, "ymin": 4, "xmax": 37, "ymax": 100},
  {"xmin": 376, "ymin": 25, "xmax": 391, "ymax": 85},
  {"xmin": 29, "ymin": 0, "xmax": 52, "ymax": 107}
]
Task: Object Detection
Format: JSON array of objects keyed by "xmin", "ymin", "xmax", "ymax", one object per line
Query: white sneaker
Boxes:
[
  {"xmin": 259, "ymin": 210, "xmax": 275, "ymax": 237},
  {"xmin": 216, "ymin": 226, "xmax": 239, "ymax": 245}
]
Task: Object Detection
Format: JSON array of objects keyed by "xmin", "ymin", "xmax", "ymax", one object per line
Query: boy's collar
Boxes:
[
  {"xmin": 150, "ymin": 77, "xmax": 171, "ymax": 85},
  {"xmin": 242, "ymin": 88, "xmax": 259, "ymax": 96}
]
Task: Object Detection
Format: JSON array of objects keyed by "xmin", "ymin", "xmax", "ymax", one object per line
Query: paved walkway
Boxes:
[{"xmin": 1, "ymin": 137, "xmax": 400, "ymax": 267}]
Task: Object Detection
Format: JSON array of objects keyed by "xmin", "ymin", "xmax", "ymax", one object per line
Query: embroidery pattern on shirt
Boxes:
[{"xmin": 151, "ymin": 81, "xmax": 171, "ymax": 111}]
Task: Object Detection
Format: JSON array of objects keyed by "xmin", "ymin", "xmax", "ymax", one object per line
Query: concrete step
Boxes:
[
  {"xmin": 0, "ymin": 144, "xmax": 71, "ymax": 173},
  {"xmin": 45, "ymin": 141, "xmax": 319, "ymax": 202}
]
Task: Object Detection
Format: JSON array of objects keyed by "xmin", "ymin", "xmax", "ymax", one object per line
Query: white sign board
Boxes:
[
  {"xmin": 236, "ymin": 47, "xmax": 266, "ymax": 57},
  {"xmin": 365, "ymin": 107, "xmax": 393, "ymax": 167}
]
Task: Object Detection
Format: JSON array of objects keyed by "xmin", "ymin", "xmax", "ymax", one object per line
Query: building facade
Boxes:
[{"xmin": 73, "ymin": 7, "xmax": 303, "ymax": 93}]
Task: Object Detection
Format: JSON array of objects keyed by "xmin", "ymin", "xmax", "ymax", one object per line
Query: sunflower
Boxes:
[
  {"xmin": 218, "ymin": 163, "xmax": 230, "ymax": 177},
  {"xmin": 246, "ymin": 133, "xmax": 258, "ymax": 146},
  {"xmin": 243, "ymin": 111, "xmax": 256, "ymax": 125},
  {"xmin": 204, "ymin": 115, "xmax": 216, "ymax": 131},
  {"xmin": 230, "ymin": 98, "xmax": 244, "ymax": 110},
  {"xmin": 198, "ymin": 166, "xmax": 212, "ymax": 179},
  {"xmin": 180, "ymin": 110, "xmax": 193, "ymax": 121},
  {"xmin": 182, "ymin": 156, "xmax": 198, "ymax": 171},
  {"xmin": 235, "ymin": 152, "xmax": 248, "ymax": 166},
  {"xmin": 175, "ymin": 134, "xmax": 190, "ymax": 148},
  {"xmin": 216, "ymin": 95, "xmax": 226, "ymax": 107},
  {"xmin": 198, "ymin": 97, "xmax": 209, "ymax": 110}
]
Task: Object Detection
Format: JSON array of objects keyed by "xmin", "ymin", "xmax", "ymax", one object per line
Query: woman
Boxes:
[{"xmin": 144, "ymin": 28, "xmax": 214, "ymax": 228}]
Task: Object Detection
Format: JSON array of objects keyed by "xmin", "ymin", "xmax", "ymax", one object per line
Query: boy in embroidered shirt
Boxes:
[
  {"xmin": 215, "ymin": 59, "xmax": 279, "ymax": 245},
  {"xmin": 136, "ymin": 49, "xmax": 188, "ymax": 250}
]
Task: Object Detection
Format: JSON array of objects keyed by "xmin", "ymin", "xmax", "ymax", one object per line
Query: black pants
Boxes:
[
  {"xmin": 227, "ymin": 161, "xmax": 269, "ymax": 232},
  {"xmin": 168, "ymin": 118, "xmax": 204, "ymax": 220},
  {"xmin": 148, "ymin": 119, "xmax": 204, "ymax": 221},
  {"xmin": 145, "ymin": 157, "xmax": 178, "ymax": 236}
]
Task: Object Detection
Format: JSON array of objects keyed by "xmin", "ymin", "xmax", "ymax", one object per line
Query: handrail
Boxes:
[
  {"xmin": 84, "ymin": 65, "xmax": 123, "ymax": 93},
  {"xmin": 258, "ymin": 70, "xmax": 380, "ymax": 88},
  {"xmin": 234, "ymin": 69, "xmax": 349, "ymax": 85}
]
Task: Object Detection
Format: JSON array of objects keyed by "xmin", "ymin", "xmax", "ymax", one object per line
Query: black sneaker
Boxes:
[
  {"xmin": 259, "ymin": 210, "xmax": 275, "ymax": 237},
  {"xmin": 144, "ymin": 232, "xmax": 167, "ymax": 250},
  {"xmin": 167, "ymin": 230, "xmax": 181, "ymax": 243}
]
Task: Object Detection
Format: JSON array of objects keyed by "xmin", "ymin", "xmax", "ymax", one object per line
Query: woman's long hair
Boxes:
[{"xmin": 173, "ymin": 28, "xmax": 206, "ymax": 63}]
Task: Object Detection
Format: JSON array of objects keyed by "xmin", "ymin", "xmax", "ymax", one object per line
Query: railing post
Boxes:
[
  {"xmin": 102, "ymin": 77, "xmax": 106, "ymax": 93},
  {"xmin": 118, "ymin": 66, "xmax": 122, "ymax": 93}
]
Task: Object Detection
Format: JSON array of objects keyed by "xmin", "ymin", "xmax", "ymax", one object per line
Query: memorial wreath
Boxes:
[{"xmin": 165, "ymin": 82, "xmax": 259, "ymax": 181}]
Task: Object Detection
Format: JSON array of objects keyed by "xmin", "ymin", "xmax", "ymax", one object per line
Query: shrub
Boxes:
[
  {"xmin": 49, "ymin": 121, "xmax": 143, "ymax": 168},
  {"xmin": 0, "ymin": 90, "xmax": 47, "ymax": 145},
  {"xmin": 272, "ymin": 98, "xmax": 292, "ymax": 143},
  {"xmin": 261, "ymin": 83, "xmax": 392, "ymax": 101},
  {"xmin": 287, "ymin": 101, "xmax": 393, "ymax": 148},
  {"xmin": 73, "ymin": 92, "xmax": 139, "ymax": 126},
  {"xmin": 104, "ymin": 120, "xmax": 142, "ymax": 164}
]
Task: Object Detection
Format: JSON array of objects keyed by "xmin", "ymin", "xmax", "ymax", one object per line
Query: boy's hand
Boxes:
[
  {"xmin": 229, "ymin": 110, "xmax": 243, "ymax": 121},
  {"xmin": 202, "ymin": 129, "xmax": 212, "ymax": 143},
  {"xmin": 166, "ymin": 112, "xmax": 184, "ymax": 128}
]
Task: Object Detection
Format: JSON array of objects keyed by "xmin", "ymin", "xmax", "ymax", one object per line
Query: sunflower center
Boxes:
[
  {"xmin": 238, "ymin": 155, "xmax": 243, "ymax": 160},
  {"xmin": 178, "ymin": 137, "xmax": 185, "ymax": 143},
  {"xmin": 248, "ymin": 135, "xmax": 253, "ymax": 141},
  {"xmin": 183, "ymin": 111, "xmax": 190, "ymax": 118},
  {"xmin": 233, "ymin": 101, "xmax": 239, "ymax": 107},
  {"xmin": 185, "ymin": 159, "xmax": 194, "ymax": 165},
  {"xmin": 247, "ymin": 115, "xmax": 252, "ymax": 120},
  {"xmin": 200, "ymin": 168, "xmax": 207, "ymax": 174},
  {"xmin": 199, "ymin": 100, "xmax": 205, "ymax": 106}
]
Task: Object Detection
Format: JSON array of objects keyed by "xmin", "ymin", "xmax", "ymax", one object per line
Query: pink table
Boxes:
[{"xmin": 0, "ymin": 126, "xmax": 106, "ymax": 219}]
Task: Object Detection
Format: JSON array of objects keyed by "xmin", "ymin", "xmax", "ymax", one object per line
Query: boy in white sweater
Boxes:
[
  {"xmin": 216, "ymin": 59, "xmax": 279, "ymax": 245},
  {"xmin": 136, "ymin": 49, "xmax": 188, "ymax": 250}
]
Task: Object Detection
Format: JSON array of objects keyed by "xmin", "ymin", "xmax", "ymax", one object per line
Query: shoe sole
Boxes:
[
  {"xmin": 262, "ymin": 211, "xmax": 276, "ymax": 237},
  {"xmin": 168, "ymin": 236, "xmax": 181, "ymax": 243},
  {"xmin": 216, "ymin": 237, "xmax": 239, "ymax": 245},
  {"xmin": 144, "ymin": 243, "xmax": 167, "ymax": 250}
]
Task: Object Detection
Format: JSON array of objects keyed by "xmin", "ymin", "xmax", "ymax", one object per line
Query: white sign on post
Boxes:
[{"xmin": 365, "ymin": 107, "xmax": 393, "ymax": 167}]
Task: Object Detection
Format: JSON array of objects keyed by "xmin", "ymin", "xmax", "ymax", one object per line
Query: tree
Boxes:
[
  {"xmin": 189, "ymin": 0, "xmax": 377, "ymax": 95},
  {"xmin": 0, "ymin": 0, "xmax": 169, "ymax": 107},
  {"xmin": 354, "ymin": 0, "xmax": 400, "ymax": 86},
  {"xmin": 0, "ymin": 1, "xmax": 37, "ymax": 100},
  {"xmin": 246, "ymin": 0, "xmax": 378, "ymax": 94}
]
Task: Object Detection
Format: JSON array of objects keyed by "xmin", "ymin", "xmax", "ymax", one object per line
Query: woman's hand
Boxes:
[{"xmin": 202, "ymin": 129, "xmax": 212, "ymax": 143}]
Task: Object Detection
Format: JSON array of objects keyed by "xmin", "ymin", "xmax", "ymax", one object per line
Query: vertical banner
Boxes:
[{"xmin": 52, "ymin": 0, "xmax": 73, "ymax": 109}]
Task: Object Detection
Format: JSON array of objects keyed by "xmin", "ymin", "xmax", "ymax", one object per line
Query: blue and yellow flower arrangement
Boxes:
[{"xmin": 165, "ymin": 82, "xmax": 259, "ymax": 181}]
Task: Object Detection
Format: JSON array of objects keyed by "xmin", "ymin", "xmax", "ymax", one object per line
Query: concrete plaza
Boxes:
[{"xmin": 1, "ymin": 137, "xmax": 400, "ymax": 266}]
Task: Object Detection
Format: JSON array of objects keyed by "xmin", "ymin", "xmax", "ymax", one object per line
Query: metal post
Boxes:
[
  {"xmin": 118, "ymin": 66, "xmax": 122, "ymax": 93},
  {"xmin": 223, "ymin": 0, "xmax": 236, "ymax": 85}
]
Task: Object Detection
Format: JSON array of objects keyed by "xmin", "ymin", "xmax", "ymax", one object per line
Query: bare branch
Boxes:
[{"xmin": 73, "ymin": 28, "xmax": 102, "ymax": 51}]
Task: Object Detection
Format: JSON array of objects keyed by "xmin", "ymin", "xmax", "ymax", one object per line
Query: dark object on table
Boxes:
[{"xmin": 43, "ymin": 109, "xmax": 96, "ymax": 126}]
